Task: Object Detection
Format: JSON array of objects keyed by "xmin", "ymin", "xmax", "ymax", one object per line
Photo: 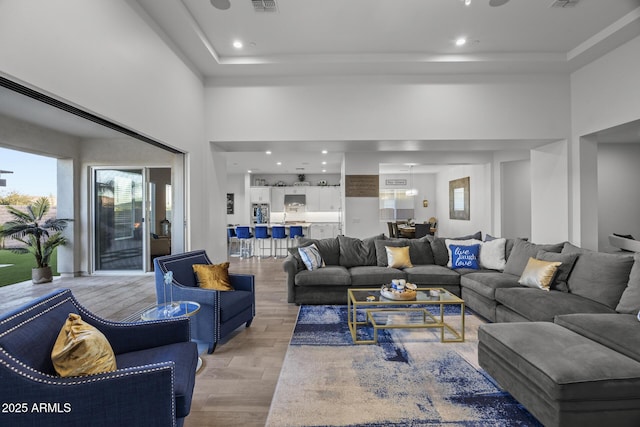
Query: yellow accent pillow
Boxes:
[
  {"xmin": 385, "ymin": 246, "xmax": 413, "ymax": 269},
  {"xmin": 51, "ymin": 313, "xmax": 117, "ymax": 377},
  {"xmin": 193, "ymin": 263, "xmax": 234, "ymax": 291},
  {"xmin": 518, "ymin": 257, "xmax": 562, "ymax": 291}
]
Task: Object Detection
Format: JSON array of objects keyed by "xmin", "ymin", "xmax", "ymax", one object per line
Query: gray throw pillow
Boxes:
[
  {"xmin": 567, "ymin": 251, "xmax": 635, "ymax": 309},
  {"xmin": 503, "ymin": 238, "xmax": 564, "ymax": 277},
  {"xmin": 561, "ymin": 241, "xmax": 591, "ymax": 255},
  {"xmin": 295, "ymin": 236, "xmax": 340, "ymax": 266},
  {"xmin": 616, "ymin": 253, "xmax": 640, "ymax": 314},
  {"xmin": 535, "ymin": 250, "xmax": 579, "ymax": 292},
  {"xmin": 338, "ymin": 234, "xmax": 385, "ymax": 268},
  {"xmin": 374, "ymin": 237, "xmax": 434, "ymax": 267}
]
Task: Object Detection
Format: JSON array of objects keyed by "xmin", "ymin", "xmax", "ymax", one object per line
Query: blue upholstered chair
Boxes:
[
  {"xmin": 154, "ymin": 250, "xmax": 255, "ymax": 353},
  {"xmin": 235, "ymin": 226, "xmax": 254, "ymax": 258},
  {"xmin": 288, "ymin": 225, "xmax": 304, "ymax": 248},
  {"xmin": 0, "ymin": 288, "xmax": 197, "ymax": 427},
  {"xmin": 271, "ymin": 225, "xmax": 287, "ymax": 258},
  {"xmin": 254, "ymin": 225, "xmax": 271, "ymax": 258}
]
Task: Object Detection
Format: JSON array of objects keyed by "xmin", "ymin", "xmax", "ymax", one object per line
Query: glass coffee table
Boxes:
[{"xmin": 347, "ymin": 288, "xmax": 465, "ymax": 345}]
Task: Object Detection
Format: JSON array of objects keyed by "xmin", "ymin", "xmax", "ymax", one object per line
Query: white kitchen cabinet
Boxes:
[
  {"xmin": 305, "ymin": 187, "xmax": 320, "ymax": 212},
  {"xmin": 309, "ymin": 223, "xmax": 340, "ymax": 239},
  {"xmin": 318, "ymin": 187, "xmax": 341, "ymax": 212},
  {"xmin": 249, "ymin": 187, "xmax": 270, "ymax": 203},
  {"xmin": 270, "ymin": 187, "xmax": 285, "ymax": 211}
]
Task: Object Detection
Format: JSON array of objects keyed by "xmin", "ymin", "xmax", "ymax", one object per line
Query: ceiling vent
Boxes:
[
  {"xmin": 550, "ymin": 0, "xmax": 579, "ymax": 8},
  {"xmin": 252, "ymin": 0, "xmax": 278, "ymax": 13}
]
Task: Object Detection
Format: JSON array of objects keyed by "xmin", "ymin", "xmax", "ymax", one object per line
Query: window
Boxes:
[{"xmin": 379, "ymin": 189, "xmax": 415, "ymax": 221}]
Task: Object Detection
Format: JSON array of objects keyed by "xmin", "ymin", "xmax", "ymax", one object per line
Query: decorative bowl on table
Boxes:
[{"xmin": 380, "ymin": 284, "xmax": 417, "ymax": 301}]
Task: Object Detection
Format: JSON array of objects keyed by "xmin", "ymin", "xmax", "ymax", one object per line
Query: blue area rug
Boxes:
[{"xmin": 267, "ymin": 305, "xmax": 541, "ymax": 427}]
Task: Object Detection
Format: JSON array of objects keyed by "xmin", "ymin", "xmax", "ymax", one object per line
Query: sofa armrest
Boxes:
[
  {"xmin": 0, "ymin": 357, "xmax": 178, "ymax": 426},
  {"xmin": 79, "ymin": 309, "xmax": 191, "ymax": 355},
  {"xmin": 283, "ymin": 254, "xmax": 301, "ymax": 303},
  {"xmin": 230, "ymin": 273, "xmax": 255, "ymax": 293}
]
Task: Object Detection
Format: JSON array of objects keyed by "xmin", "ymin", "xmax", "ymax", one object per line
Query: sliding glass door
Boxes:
[{"xmin": 94, "ymin": 168, "xmax": 145, "ymax": 271}]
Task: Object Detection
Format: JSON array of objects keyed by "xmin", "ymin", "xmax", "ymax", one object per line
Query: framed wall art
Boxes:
[{"xmin": 449, "ymin": 177, "xmax": 470, "ymax": 220}]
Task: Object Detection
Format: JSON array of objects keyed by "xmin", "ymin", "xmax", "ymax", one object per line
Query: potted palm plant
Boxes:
[{"xmin": 0, "ymin": 197, "xmax": 72, "ymax": 284}]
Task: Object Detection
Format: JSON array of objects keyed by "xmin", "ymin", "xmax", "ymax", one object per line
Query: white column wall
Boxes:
[
  {"xmin": 570, "ymin": 35, "xmax": 640, "ymax": 247},
  {"xmin": 0, "ymin": 0, "xmax": 221, "ymax": 259},
  {"xmin": 530, "ymin": 140, "xmax": 569, "ymax": 244}
]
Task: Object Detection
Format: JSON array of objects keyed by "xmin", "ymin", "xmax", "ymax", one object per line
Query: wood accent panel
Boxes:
[{"xmin": 345, "ymin": 175, "xmax": 379, "ymax": 197}]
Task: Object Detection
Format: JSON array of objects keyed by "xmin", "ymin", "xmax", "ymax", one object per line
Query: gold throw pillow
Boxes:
[
  {"xmin": 193, "ymin": 262, "xmax": 234, "ymax": 291},
  {"xmin": 51, "ymin": 313, "xmax": 117, "ymax": 377},
  {"xmin": 518, "ymin": 257, "xmax": 562, "ymax": 291},
  {"xmin": 385, "ymin": 246, "xmax": 413, "ymax": 269}
]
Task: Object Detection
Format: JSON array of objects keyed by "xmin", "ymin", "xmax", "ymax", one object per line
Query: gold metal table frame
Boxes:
[{"xmin": 347, "ymin": 288, "xmax": 465, "ymax": 345}]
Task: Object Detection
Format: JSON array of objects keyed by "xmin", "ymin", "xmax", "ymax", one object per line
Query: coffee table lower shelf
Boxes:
[{"xmin": 347, "ymin": 288, "xmax": 465, "ymax": 345}]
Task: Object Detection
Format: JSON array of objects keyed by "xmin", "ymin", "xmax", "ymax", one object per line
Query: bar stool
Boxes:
[
  {"xmin": 227, "ymin": 227, "xmax": 240, "ymax": 257},
  {"xmin": 235, "ymin": 226, "xmax": 253, "ymax": 259},
  {"xmin": 288, "ymin": 225, "xmax": 304, "ymax": 248},
  {"xmin": 271, "ymin": 226, "xmax": 287, "ymax": 258},
  {"xmin": 254, "ymin": 225, "xmax": 271, "ymax": 258}
]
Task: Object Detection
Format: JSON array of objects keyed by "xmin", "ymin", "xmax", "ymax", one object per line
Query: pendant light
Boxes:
[{"xmin": 405, "ymin": 165, "xmax": 418, "ymax": 197}]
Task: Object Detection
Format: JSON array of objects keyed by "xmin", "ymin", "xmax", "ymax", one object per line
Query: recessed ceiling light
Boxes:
[
  {"xmin": 455, "ymin": 37, "xmax": 467, "ymax": 47},
  {"xmin": 322, "ymin": 161, "xmax": 327, "ymax": 165},
  {"xmin": 265, "ymin": 150, "xmax": 272, "ymax": 155},
  {"xmin": 464, "ymin": 0, "xmax": 471, "ymax": 5},
  {"xmin": 276, "ymin": 162, "xmax": 282, "ymax": 166},
  {"xmin": 321, "ymin": 150, "xmax": 328, "ymax": 154},
  {"xmin": 322, "ymin": 169, "xmax": 326, "ymax": 173},
  {"xmin": 233, "ymin": 40, "xmax": 243, "ymax": 49},
  {"xmin": 247, "ymin": 170, "xmax": 252, "ymax": 173}
]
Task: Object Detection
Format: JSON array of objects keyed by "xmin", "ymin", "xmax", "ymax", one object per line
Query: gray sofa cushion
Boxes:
[
  {"xmin": 535, "ymin": 250, "xmax": 579, "ymax": 292},
  {"xmin": 338, "ymin": 234, "xmax": 384, "ymax": 268},
  {"xmin": 293, "ymin": 236, "xmax": 341, "ymax": 266},
  {"xmin": 566, "ymin": 251, "xmax": 634, "ymax": 309},
  {"xmin": 495, "ymin": 287, "xmax": 615, "ymax": 322},
  {"xmin": 428, "ymin": 232, "xmax": 482, "ymax": 266},
  {"xmin": 502, "ymin": 239, "xmax": 564, "ymax": 277},
  {"xmin": 460, "ymin": 271, "xmax": 521, "ymax": 299},
  {"xmin": 616, "ymin": 253, "xmax": 640, "ymax": 314},
  {"xmin": 348, "ymin": 266, "xmax": 407, "ymax": 286},
  {"xmin": 555, "ymin": 313, "xmax": 640, "ymax": 363},
  {"xmin": 294, "ymin": 266, "xmax": 352, "ymax": 287},
  {"xmin": 404, "ymin": 265, "xmax": 461, "ymax": 286},
  {"xmin": 374, "ymin": 237, "xmax": 435, "ymax": 267}
]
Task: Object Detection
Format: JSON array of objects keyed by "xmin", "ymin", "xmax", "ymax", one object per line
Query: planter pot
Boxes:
[{"xmin": 32, "ymin": 267, "xmax": 53, "ymax": 284}]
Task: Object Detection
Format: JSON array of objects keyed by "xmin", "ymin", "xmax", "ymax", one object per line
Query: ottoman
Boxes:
[{"xmin": 478, "ymin": 322, "xmax": 640, "ymax": 427}]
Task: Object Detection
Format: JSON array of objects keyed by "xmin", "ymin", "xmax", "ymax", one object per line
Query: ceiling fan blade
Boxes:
[{"xmin": 489, "ymin": 0, "xmax": 510, "ymax": 6}]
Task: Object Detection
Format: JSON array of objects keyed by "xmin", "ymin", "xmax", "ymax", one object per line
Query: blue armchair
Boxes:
[
  {"xmin": 153, "ymin": 250, "xmax": 255, "ymax": 353},
  {"xmin": 0, "ymin": 288, "xmax": 197, "ymax": 427}
]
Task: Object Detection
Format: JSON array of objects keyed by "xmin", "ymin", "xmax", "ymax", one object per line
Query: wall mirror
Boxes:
[{"xmin": 449, "ymin": 177, "xmax": 470, "ymax": 220}]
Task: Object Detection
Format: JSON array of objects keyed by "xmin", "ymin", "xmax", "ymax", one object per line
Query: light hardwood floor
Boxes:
[{"xmin": 0, "ymin": 257, "xmax": 298, "ymax": 427}]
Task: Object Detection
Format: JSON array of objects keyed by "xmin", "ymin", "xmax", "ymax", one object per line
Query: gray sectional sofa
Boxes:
[{"xmin": 284, "ymin": 233, "xmax": 640, "ymax": 426}]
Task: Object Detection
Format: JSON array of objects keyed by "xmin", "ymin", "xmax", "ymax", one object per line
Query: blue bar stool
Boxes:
[
  {"xmin": 235, "ymin": 226, "xmax": 253, "ymax": 259},
  {"xmin": 271, "ymin": 226, "xmax": 287, "ymax": 258},
  {"xmin": 254, "ymin": 225, "xmax": 271, "ymax": 258},
  {"xmin": 227, "ymin": 227, "xmax": 240, "ymax": 257},
  {"xmin": 288, "ymin": 225, "xmax": 304, "ymax": 248}
]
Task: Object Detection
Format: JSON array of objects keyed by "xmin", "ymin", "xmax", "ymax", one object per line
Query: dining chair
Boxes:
[
  {"xmin": 227, "ymin": 227, "xmax": 240, "ymax": 257},
  {"xmin": 392, "ymin": 222, "xmax": 399, "ymax": 239},
  {"xmin": 414, "ymin": 223, "xmax": 430, "ymax": 239},
  {"xmin": 387, "ymin": 222, "xmax": 396, "ymax": 238}
]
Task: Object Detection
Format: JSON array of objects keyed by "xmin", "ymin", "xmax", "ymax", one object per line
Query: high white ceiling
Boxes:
[{"xmin": 135, "ymin": 0, "xmax": 640, "ymax": 78}]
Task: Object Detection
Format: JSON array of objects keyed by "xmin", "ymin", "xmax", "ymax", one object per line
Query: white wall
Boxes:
[
  {"xmin": 530, "ymin": 140, "xmax": 569, "ymax": 244},
  {"xmin": 226, "ymin": 173, "xmax": 246, "ymax": 225},
  {"xmin": 0, "ymin": 0, "xmax": 223, "ymax": 262},
  {"xmin": 571, "ymin": 34, "xmax": 640, "ymax": 247},
  {"xmin": 598, "ymin": 143, "xmax": 640, "ymax": 251},
  {"xmin": 435, "ymin": 164, "xmax": 491, "ymax": 238},
  {"xmin": 501, "ymin": 159, "xmax": 531, "ymax": 239},
  {"xmin": 206, "ymin": 74, "xmax": 570, "ymax": 142}
]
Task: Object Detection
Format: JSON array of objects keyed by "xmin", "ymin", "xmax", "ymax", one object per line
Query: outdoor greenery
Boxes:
[
  {"xmin": 0, "ymin": 197, "xmax": 71, "ymax": 268},
  {"xmin": 0, "ymin": 248, "xmax": 58, "ymax": 287},
  {"xmin": 0, "ymin": 190, "xmax": 39, "ymax": 206}
]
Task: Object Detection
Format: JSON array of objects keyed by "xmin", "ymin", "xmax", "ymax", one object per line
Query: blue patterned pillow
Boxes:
[
  {"xmin": 450, "ymin": 244, "xmax": 480, "ymax": 270},
  {"xmin": 298, "ymin": 243, "xmax": 325, "ymax": 271}
]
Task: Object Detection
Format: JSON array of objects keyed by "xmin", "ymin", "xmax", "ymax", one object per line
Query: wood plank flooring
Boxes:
[{"xmin": 0, "ymin": 257, "xmax": 298, "ymax": 427}]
